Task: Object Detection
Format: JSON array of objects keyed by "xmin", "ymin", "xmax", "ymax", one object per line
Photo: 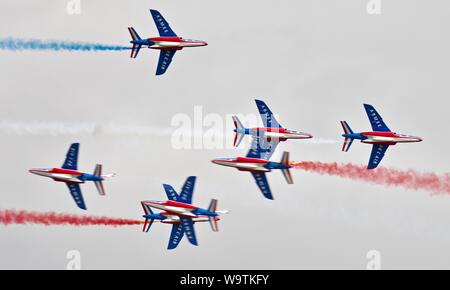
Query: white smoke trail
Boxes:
[
  {"xmin": 0, "ymin": 121, "xmax": 173, "ymax": 137},
  {"xmin": 302, "ymin": 138, "xmax": 341, "ymax": 145}
]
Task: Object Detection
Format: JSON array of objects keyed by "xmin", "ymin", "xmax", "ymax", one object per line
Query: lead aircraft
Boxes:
[{"xmin": 128, "ymin": 9, "xmax": 208, "ymax": 75}]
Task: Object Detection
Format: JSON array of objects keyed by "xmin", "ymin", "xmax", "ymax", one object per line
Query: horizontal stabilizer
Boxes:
[
  {"xmin": 208, "ymin": 199, "xmax": 219, "ymax": 232},
  {"xmin": 130, "ymin": 44, "xmax": 141, "ymax": 59},
  {"xmin": 93, "ymin": 164, "xmax": 106, "ymax": 196},
  {"xmin": 342, "ymin": 138, "xmax": 354, "ymax": 152},
  {"xmin": 340, "ymin": 121, "xmax": 354, "ymax": 152},
  {"xmin": 340, "ymin": 121, "xmax": 353, "ymax": 135},
  {"xmin": 280, "ymin": 152, "xmax": 294, "ymax": 184},
  {"xmin": 141, "ymin": 202, "xmax": 154, "ymax": 232},
  {"xmin": 232, "ymin": 116, "xmax": 245, "ymax": 147},
  {"xmin": 128, "ymin": 27, "xmax": 141, "ymax": 41},
  {"xmin": 128, "ymin": 27, "xmax": 142, "ymax": 58}
]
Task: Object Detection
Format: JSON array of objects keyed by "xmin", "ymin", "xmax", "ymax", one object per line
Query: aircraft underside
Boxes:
[
  {"xmin": 362, "ymin": 135, "xmax": 418, "ymax": 144},
  {"xmin": 38, "ymin": 172, "xmax": 83, "ymax": 183}
]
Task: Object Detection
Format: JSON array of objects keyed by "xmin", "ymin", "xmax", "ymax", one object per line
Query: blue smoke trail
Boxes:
[{"xmin": 0, "ymin": 38, "xmax": 130, "ymax": 52}]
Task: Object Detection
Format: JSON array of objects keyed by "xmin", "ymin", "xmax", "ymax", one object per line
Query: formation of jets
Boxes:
[
  {"xmin": 213, "ymin": 100, "xmax": 422, "ymax": 199},
  {"xmin": 212, "ymin": 100, "xmax": 301, "ymax": 200},
  {"xmin": 27, "ymin": 100, "xmax": 421, "ymax": 249},
  {"xmin": 25, "ymin": 8, "xmax": 423, "ymax": 250}
]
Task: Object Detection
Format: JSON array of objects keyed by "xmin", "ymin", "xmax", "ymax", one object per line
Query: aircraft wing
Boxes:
[
  {"xmin": 179, "ymin": 176, "xmax": 196, "ymax": 204},
  {"xmin": 180, "ymin": 218, "xmax": 198, "ymax": 246},
  {"xmin": 255, "ymin": 99, "xmax": 282, "ymax": 128},
  {"xmin": 62, "ymin": 143, "xmax": 79, "ymax": 170},
  {"xmin": 150, "ymin": 9, "xmax": 177, "ymax": 37},
  {"xmin": 167, "ymin": 223, "xmax": 184, "ymax": 250},
  {"xmin": 163, "ymin": 184, "xmax": 180, "ymax": 201},
  {"xmin": 364, "ymin": 104, "xmax": 391, "ymax": 132},
  {"xmin": 156, "ymin": 49, "xmax": 177, "ymax": 75},
  {"xmin": 368, "ymin": 144, "xmax": 389, "ymax": 169},
  {"xmin": 66, "ymin": 183, "xmax": 87, "ymax": 210},
  {"xmin": 246, "ymin": 137, "xmax": 279, "ymax": 160},
  {"xmin": 250, "ymin": 172, "xmax": 274, "ymax": 200}
]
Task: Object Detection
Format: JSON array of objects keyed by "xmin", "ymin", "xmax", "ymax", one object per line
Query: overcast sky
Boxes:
[{"xmin": 0, "ymin": 0, "xmax": 449, "ymax": 269}]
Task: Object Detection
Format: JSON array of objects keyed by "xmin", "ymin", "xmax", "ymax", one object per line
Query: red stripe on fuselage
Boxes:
[
  {"xmin": 50, "ymin": 168, "xmax": 82, "ymax": 175},
  {"xmin": 164, "ymin": 200, "xmax": 197, "ymax": 209},
  {"xmin": 234, "ymin": 157, "xmax": 269, "ymax": 164},
  {"xmin": 362, "ymin": 131, "xmax": 395, "ymax": 137},
  {"xmin": 254, "ymin": 127, "xmax": 286, "ymax": 133},
  {"xmin": 149, "ymin": 36, "xmax": 185, "ymax": 42}
]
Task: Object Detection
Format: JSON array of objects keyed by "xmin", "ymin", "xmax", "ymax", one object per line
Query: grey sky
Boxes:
[{"xmin": 0, "ymin": 0, "xmax": 449, "ymax": 269}]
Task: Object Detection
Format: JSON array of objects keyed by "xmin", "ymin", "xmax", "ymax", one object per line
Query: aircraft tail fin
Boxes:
[
  {"xmin": 207, "ymin": 199, "xmax": 219, "ymax": 232},
  {"xmin": 93, "ymin": 164, "xmax": 115, "ymax": 196},
  {"xmin": 280, "ymin": 152, "xmax": 294, "ymax": 184},
  {"xmin": 128, "ymin": 27, "xmax": 142, "ymax": 58},
  {"xmin": 340, "ymin": 121, "xmax": 355, "ymax": 152},
  {"xmin": 341, "ymin": 120, "xmax": 354, "ymax": 134},
  {"xmin": 232, "ymin": 116, "xmax": 245, "ymax": 147},
  {"xmin": 141, "ymin": 202, "xmax": 154, "ymax": 233}
]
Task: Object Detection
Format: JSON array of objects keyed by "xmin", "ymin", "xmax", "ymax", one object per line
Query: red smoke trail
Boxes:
[
  {"xmin": 290, "ymin": 161, "xmax": 450, "ymax": 195},
  {"xmin": 0, "ymin": 209, "xmax": 143, "ymax": 227}
]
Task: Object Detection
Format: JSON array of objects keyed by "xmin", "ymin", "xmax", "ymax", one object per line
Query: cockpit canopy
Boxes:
[{"xmin": 180, "ymin": 37, "xmax": 203, "ymax": 42}]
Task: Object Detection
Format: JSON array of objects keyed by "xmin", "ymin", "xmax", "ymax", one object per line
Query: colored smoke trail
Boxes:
[
  {"xmin": 0, "ymin": 209, "xmax": 143, "ymax": 227},
  {"xmin": 0, "ymin": 38, "xmax": 130, "ymax": 52},
  {"xmin": 290, "ymin": 161, "xmax": 450, "ymax": 195}
]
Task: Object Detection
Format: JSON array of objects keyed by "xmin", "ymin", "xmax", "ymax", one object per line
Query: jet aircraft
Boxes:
[
  {"xmin": 128, "ymin": 9, "xmax": 208, "ymax": 75},
  {"xmin": 341, "ymin": 104, "xmax": 422, "ymax": 169},
  {"xmin": 29, "ymin": 143, "xmax": 114, "ymax": 210},
  {"xmin": 141, "ymin": 176, "xmax": 228, "ymax": 250}
]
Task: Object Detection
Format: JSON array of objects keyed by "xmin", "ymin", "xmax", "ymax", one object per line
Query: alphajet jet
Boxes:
[
  {"xmin": 128, "ymin": 9, "xmax": 207, "ymax": 75},
  {"xmin": 341, "ymin": 104, "xmax": 422, "ymax": 169},
  {"xmin": 29, "ymin": 143, "xmax": 114, "ymax": 210},
  {"xmin": 141, "ymin": 176, "xmax": 228, "ymax": 250}
]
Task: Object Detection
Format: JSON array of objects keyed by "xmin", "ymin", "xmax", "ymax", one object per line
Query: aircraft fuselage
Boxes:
[
  {"xmin": 143, "ymin": 200, "xmax": 217, "ymax": 219},
  {"xmin": 29, "ymin": 168, "xmax": 102, "ymax": 183},
  {"xmin": 152, "ymin": 214, "xmax": 220, "ymax": 225},
  {"xmin": 132, "ymin": 36, "xmax": 207, "ymax": 50},
  {"xmin": 211, "ymin": 157, "xmax": 291, "ymax": 172},
  {"xmin": 237, "ymin": 127, "xmax": 313, "ymax": 142},
  {"xmin": 343, "ymin": 131, "xmax": 422, "ymax": 145}
]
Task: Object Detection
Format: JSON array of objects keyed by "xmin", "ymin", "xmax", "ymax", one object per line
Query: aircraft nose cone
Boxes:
[
  {"xmin": 203, "ymin": 42, "xmax": 208, "ymax": 46},
  {"xmin": 211, "ymin": 159, "xmax": 227, "ymax": 166},
  {"xmin": 29, "ymin": 169, "xmax": 46, "ymax": 177},
  {"xmin": 417, "ymin": 137, "xmax": 423, "ymax": 142}
]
